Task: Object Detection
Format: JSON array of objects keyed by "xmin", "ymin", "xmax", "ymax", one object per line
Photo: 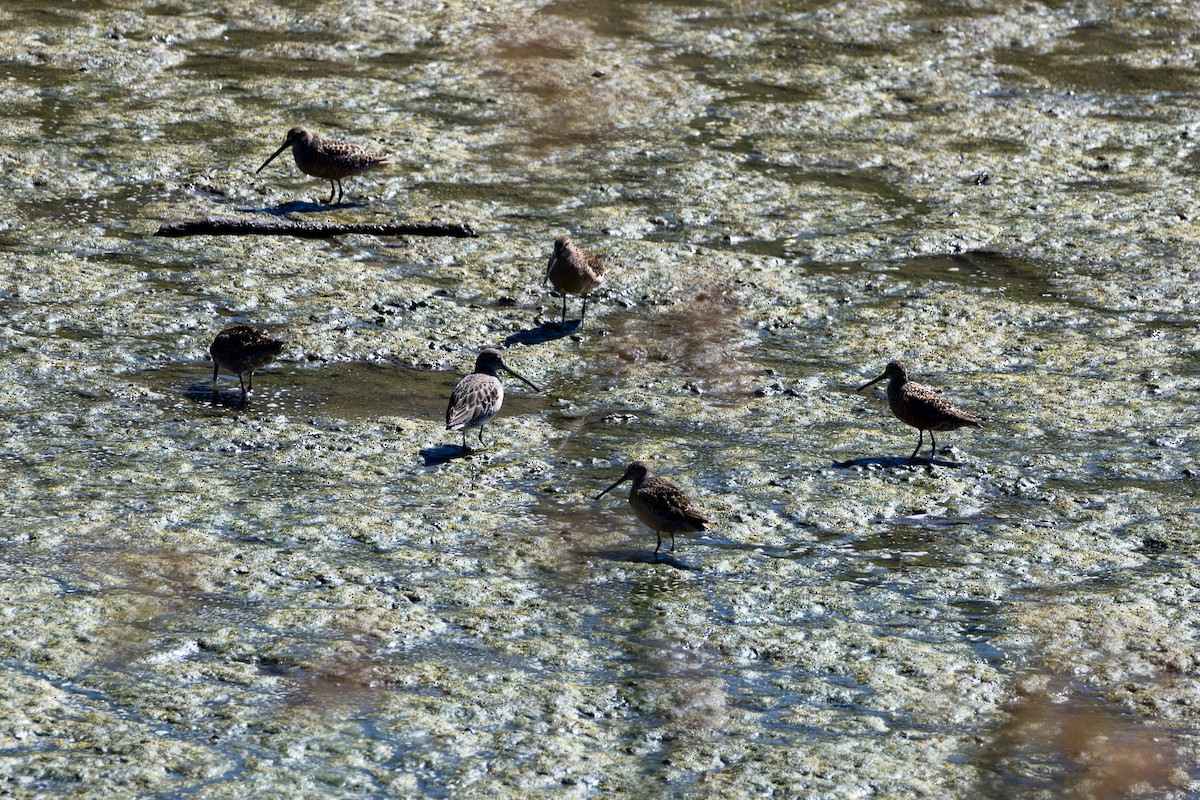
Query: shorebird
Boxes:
[
  {"xmin": 445, "ymin": 348, "xmax": 541, "ymax": 451},
  {"xmin": 596, "ymin": 461, "xmax": 710, "ymax": 557},
  {"xmin": 857, "ymin": 360, "xmax": 983, "ymax": 460},
  {"xmin": 543, "ymin": 236, "xmax": 608, "ymax": 326},
  {"xmin": 256, "ymin": 126, "xmax": 390, "ymax": 205},
  {"xmin": 209, "ymin": 324, "xmax": 284, "ymax": 399}
]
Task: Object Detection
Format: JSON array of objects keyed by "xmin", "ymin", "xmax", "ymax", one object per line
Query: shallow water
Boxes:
[{"xmin": 1, "ymin": 0, "xmax": 1199, "ymax": 797}]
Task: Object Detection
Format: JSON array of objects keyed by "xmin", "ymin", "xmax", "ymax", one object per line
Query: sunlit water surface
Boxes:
[{"xmin": 0, "ymin": 1, "xmax": 1198, "ymax": 797}]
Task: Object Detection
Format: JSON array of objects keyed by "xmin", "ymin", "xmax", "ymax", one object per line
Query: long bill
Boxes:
[
  {"xmin": 857, "ymin": 372, "xmax": 886, "ymax": 391},
  {"xmin": 595, "ymin": 475, "xmax": 629, "ymax": 501},
  {"xmin": 542, "ymin": 253, "xmax": 557, "ymax": 286},
  {"xmin": 256, "ymin": 141, "xmax": 292, "ymax": 174},
  {"xmin": 501, "ymin": 364, "xmax": 542, "ymax": 393}
]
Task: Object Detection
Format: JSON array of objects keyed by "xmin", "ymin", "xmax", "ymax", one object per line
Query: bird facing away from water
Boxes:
[
  {"xmin": 256, "ymin": 126, "xmax": 390, "ymax": 205},
  {"xmin": 210, "ymin": 324, "xmax": 285, "ymax": 399},
  {"xmin": 543, "ymin": 236, "xmax": 608, "ymax": 327},
  {"xmin": 857, "ymin": 360, "xmax": 983, "ymax": 460},
  {"xmin": 596, "ymin": 461, "xmax": 710, "ymax": 557},
  {"xmin": 445, "ymin": 348, "xmax": 541, "ymax": 451}
]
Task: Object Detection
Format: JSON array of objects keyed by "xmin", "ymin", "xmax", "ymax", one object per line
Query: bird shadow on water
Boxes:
[
  {"xmin": 419, "ymin": 444, "xmax": 478, "ymax": 466},
  {"xmin": 581, "ymin": 546, "xmax": 701, "ymax": 572},
  {"xmin": 183, "ymin": 383, "xmax": 250, "ymax": 410},
  {"xmin": 236, "ymin": 200, "xmax": 367, "ymax": 216},
  {"xmin": 504, "ymin": 320, "xmax": 580, "ymax": 346},
  {"xmin": 833, "ymin": 455, "xmax": 965, "ymax": 469}
]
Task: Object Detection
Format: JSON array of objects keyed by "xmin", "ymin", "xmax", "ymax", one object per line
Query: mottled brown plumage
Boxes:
[
  {"xmin": 596, "ymin": 461, "xmax": 709, "ymax": 556},
  {"xmin": 858, "ymin": 360, "xmax": 983, "ymax": 460},
  {"xmin": 445, "ymin": 348, "xmax": 541, "ymax": 451},
  {"xmin": 257, "ymin": 126, "xmax": 390, "ymax": 205},
  {"xmin": 543, "ymin": 236, "xmax": 608, "ymax": 326},
  {"xmin": 209, "ymin": 324, "xmax": 284, "ymax": 398}
]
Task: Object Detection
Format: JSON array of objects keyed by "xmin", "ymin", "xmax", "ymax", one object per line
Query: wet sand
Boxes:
[{"xmin": 0, "ymin": 1, "xmax": 1197, "ymax": 797}]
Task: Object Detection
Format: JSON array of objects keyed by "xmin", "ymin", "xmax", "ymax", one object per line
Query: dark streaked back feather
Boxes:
[
  {"xmin": 210, "ymin": 324, "xmax": 284, "ymax": 374},
  {"xmin": 446, "ymin": 374, "xmax": 502, "ymax": 430},
  {"xmin": 892, "ymin": 379, "xmax": 983, "ymax": 432},
  {"xmin": 547, "ymin": 236, "xmax": 607, "ymax": 295},
  {"xmin": 637, "ymin": 476, "xmax": 710, "ymax": 531}
]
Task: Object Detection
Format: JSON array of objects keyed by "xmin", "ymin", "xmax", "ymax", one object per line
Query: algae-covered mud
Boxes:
[{"xmin": 1, "ymin": 1, "xmax": 1198, "ymax": 797}]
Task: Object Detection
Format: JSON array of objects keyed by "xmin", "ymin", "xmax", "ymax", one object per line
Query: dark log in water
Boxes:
[{"xmin": 154, "ymin": 217, "xmax": 477, "ymax": 239}]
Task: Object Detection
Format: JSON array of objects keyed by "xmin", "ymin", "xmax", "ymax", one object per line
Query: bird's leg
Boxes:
[
  {"xmin": 327, "ymin": 181, "xmax": 337, "ymax": 205},
  {"xmin": 247, "ymin": 371, "xmax": 254, "ymax": 393},
  {"xmin": 670, "ymin": 531, "xmax": 676, "ymax": 553},
  {"xmin": 909, "ymin": 429, "xmax": 924, "ymax": 461},
  {"xmin": 336, "ymin": 180, "xmax": 344, "ymax": 205},
  {"xmin": 580, "ymin": 295, "xmax": 588, "ymax": 324},
  {"xmin": 478, "ymin": 426, "xmax": 487, "ymax": 448},
  {"xmin": 461, "ymin": 430, "xmax": 470, "ymax": 451},
  {"xmin": 654, "ymin": 532, "xmax": 663, "ymax": 558},
  {"xmin": 929, "ymin": 431, "xmax": 938, "ymax": 456},
  {"xmin": 560, "ymin": 294, "xmax": 568, "ymax": 327},
  {"xmin": 212, "ymin": 362, "xmax": 218, "ymax": 383}
]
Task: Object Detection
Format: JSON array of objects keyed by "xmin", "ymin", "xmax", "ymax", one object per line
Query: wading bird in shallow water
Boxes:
[
  {"xmin": 445, "ymin": 348, "xmax": 541, "ymax": 451},
  {"xmin": 256, "ymin": 126, "xmax": 390, "ymax": 205},
  {"xmin": 857, "ymin": 360, "xmax": 983, "ymax": 460},
  {"xmin": 209, "ymin": 324, "xmax": 284, "ymax": 399},
  {"xmin": 543, "ymin": 236, "xmax": 608, "ymax": 327},
  {"xmin": 596, "ymin": 461, "xmax": 709, "ymax": 557}
]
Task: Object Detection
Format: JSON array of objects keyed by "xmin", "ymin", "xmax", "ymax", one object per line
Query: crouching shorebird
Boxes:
[
  {"xmin": 857, "ymin": 360, "xmax": 983, "ymax": 461},
  {"xmin": 544, "ymin": 236, "xmax": 608, "ymax": 327},
  {"xmin": 210, "ymin": 324, "xmax": 285, "ymax": 399},
  {"xmin": 445, "ymin": 348, "xmax": 541, "ymax": 451},
  {"xmin": 256, "ymin": 126, "xmax": 390, "ymax": 205},
  {"xmin": 596, "ymin": 461, "xmax": 710, "ymax": 558}
]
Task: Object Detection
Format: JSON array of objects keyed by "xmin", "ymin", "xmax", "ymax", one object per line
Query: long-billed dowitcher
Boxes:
[
  {"xmin": 858, "ymin": 360, "xmax": 983, "ymax": 460},
  {"xmin": 544, "ymin": 236, "xmax": 608, "ymax": 326},
  {"xmin": 256, "ymin": 126, "xmax": 390, "ymax": 205},
  {"xmin": 596, "ymin": 461, "xmax": 710, "ymax": 557},
  {"xmin": 445, "ymin": 348, "xmax": 541, "ymax": 451},
  {"xmin": 210, "ymin": 324, "xmax": 284, "ymax": 399}
]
